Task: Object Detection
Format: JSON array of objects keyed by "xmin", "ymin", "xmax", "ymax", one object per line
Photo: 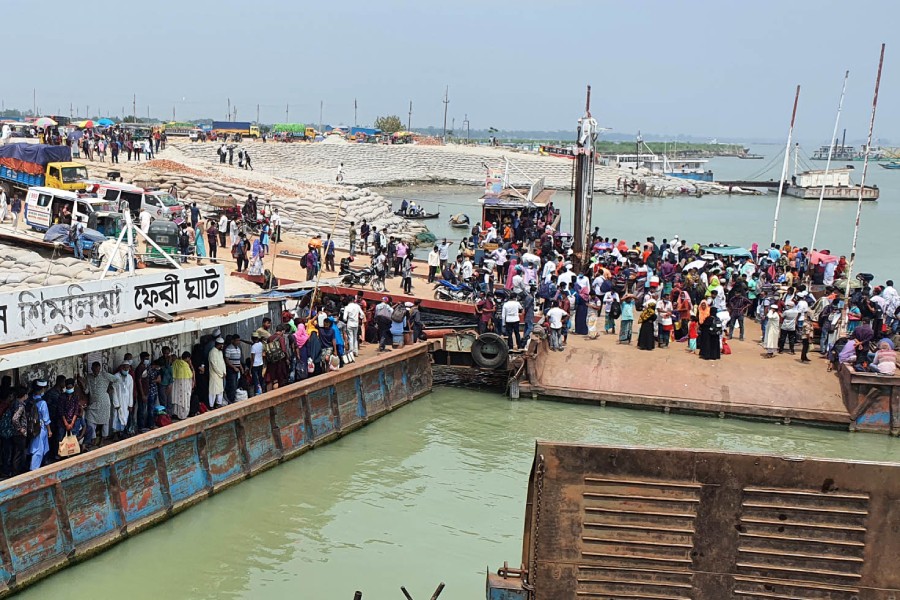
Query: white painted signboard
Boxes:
[{"xmin": 0, "ymin": 265, "xmax": 225, "ymax": 344}]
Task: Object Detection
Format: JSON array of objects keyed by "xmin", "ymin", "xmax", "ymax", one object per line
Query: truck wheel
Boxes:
[{"xmin": 471, "ymin": 333, "xmax": 509, "ymax": 370}]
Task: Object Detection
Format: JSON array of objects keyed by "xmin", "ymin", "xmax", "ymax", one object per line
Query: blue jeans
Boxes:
[
  {"xmin": 251, "ymin": 366, "xmax": 264, "ymax": 394},
  {"xmin": 73, "ymin": 237, "xmax": 84, "ymax": 259},
  {"xmin": 225, "ymin": 369, "xmax": 239, "ymax": 402}
]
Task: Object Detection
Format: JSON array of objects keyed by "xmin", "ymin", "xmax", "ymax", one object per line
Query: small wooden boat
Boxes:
[
  {"xmin": 394, "ymin": 209, "xmax": 439, "ymax": 219},
  {"xmin": 879, "ymin": 161, "xmax": 900, "ymax": 170},
  {"xmin": 449, "ymin": 213, "xmax": 470, "ymax": 228}
]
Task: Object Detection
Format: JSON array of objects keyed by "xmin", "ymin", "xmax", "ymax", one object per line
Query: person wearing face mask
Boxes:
[
  {"xmin": 134, "ymin": 352, "xmax": 153, "ymax": 432},
  {"xmin": 59, "ymin": 379, "xmax": 83, "ymax": 453},
  {"xmin": 84, "ymin": 363, "xmax": 118, "ymax": 448},
  {"xmin": 111, "ymin": 363, "xmax": 134, "ymax": 440},
  {"xmin": 28, "ymin": 380, "xmax": 52, "ymax": 471}
]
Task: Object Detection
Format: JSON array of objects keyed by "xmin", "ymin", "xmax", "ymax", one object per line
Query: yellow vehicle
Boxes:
[
  {"xmin": 0, "ymin": 143, "xmax": 88, "ymax": 196},
  {"xmin": 211, "ymin": 121, "xmax": 260, "ymax": 140}
]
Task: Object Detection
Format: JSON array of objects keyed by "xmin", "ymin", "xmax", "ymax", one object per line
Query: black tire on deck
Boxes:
[{"xmin": 471, "ymin": 333, "xmax": 509, "ymax": 370}]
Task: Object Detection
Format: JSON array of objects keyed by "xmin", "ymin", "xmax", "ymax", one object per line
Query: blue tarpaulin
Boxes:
[
  {"xmin": 0, "ymin": 143, "xmax": 71, "ymax": 165},
  {"xmin": 702, "ymin": 246, "xmax": 752, "ymax": 258}
]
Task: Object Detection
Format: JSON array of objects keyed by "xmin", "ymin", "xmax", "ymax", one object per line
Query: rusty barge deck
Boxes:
[{"xmin": 520, "ymin": 335, "xmax": 854, "ymax": 427}]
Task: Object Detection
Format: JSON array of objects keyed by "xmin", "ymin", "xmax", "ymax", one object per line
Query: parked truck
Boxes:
[
  {"xmin": 0, "ymin": 143, "xmax": 88, "ymax": 197},
  {"xmin": 211, "ymin": 121, "xmax": 260, "ymax": 141}
]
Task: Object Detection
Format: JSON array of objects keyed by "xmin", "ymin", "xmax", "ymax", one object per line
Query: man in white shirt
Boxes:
[
  {"xmin": 139, "ymin": 208, "xmax": 152, "ymax": 233},
  {"xmin": 218, "ymin": 213, "xmax": 229, "ymax": 248},
  {"xmin": 0, "ymin": 188, "xmax": 7, "ymax": 222},
  {"xmin": 502, "ymin": 295, "xmax": 524, "ymax": 350},
  {"xmin": 342, "ymin": 300, "xmax": 365, "ymax": 356},
  {"xmin": 541, "ymin": 258, "xmax": 557, "ymax": 283},
  {"xmin": 602, "ymin": 290, "xmax": 620, "ymax": 334},
  {"xmin": 427, "ymin": 245, "xmax": 441, "ymax": 283},
  {"xmin": 545, "ymin": 301, "xmax": 568, "ymax": 351},
  {"xmin": 249, "ymin": 335, "xmax": 265, "ymax": 394},
  {"xmin": 461, "ymin": 257, "xmax": 474, "ymax": 281},
  {"xmin": 557, "ymin": 264, "xmax": 575, "ymax": 288},
  {"xmin": 592, "ymin": 273, "xmax": 606, "ymax": 296},
  {"xmin": 271, "ymin": 208, "xmax": 282, "ymax": 242}
]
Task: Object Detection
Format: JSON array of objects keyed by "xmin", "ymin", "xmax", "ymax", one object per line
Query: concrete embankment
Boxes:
[
  {"xmin": 0, "ymin": 344, "xmax": 432, "ymax": 597},
  {"xmin": 87, "ymin": 149, "xmax": 428, "ymax": 248},
  {"xmin": 169, "ymin": 140, "xmax": 739, "ymax": 195}
]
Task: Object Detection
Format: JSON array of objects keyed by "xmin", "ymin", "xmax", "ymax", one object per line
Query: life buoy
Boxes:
[{"xmin": 471, "ymin": 333, "xmax": 509, "ymax": 370}]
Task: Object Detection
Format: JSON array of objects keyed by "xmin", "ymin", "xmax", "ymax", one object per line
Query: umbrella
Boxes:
[
  {"xmin": 34, "ymin": 117, "xmax": 57, "ymax": 127},
  {"xmin": 97, "ymin": 118, "xmax": 114, "ymax": 127},
  {"xmin": 76, "ymin": 120, "xmax": 94, "ymax": 129},
  {"xmin": 683, "ymin": 259, "xmax": 706, "ymax": 271}
]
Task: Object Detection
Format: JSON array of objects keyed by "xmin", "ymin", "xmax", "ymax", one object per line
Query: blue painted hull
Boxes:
[{"xmin": 669, "ymin": 172, "xmax": 714, "ymax": 182}]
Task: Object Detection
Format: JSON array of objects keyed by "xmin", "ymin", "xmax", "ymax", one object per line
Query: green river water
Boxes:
[{"xmin": 18, "ymin": 387, "xmax": 900, "ymax": 600}]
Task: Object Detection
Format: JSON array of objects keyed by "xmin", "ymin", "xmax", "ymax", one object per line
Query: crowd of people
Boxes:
[
  {"xmin": 404, "ymin": 206, "xmax": 900, "ymax": 374},
  {"xmin": 30, "ymin": 124, "xmax": 166, "ymax": 163},
  {"xmin": 0, "ymin": 294, "xmax": 429, "ymax": 478}
]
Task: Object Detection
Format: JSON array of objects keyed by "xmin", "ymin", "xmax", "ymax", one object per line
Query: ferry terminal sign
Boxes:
[{"xmin": 0, "ymin": 265, "xmax": 226, "ymax": 344}]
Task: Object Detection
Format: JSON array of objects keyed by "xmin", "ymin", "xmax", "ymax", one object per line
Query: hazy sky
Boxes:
[{"xmin": 4, "ymin": 0, "xmax": 897, "ymax": 142}]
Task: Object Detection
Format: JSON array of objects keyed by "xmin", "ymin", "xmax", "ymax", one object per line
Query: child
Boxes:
[{"xmin": 687, "ymin": 315, "xmax": 699, "ymax": 353}]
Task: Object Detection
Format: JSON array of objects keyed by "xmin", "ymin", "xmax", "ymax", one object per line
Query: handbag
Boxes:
[{"xmin": 58, "ymin": 432, "xmax": 81, "ymax": 457}]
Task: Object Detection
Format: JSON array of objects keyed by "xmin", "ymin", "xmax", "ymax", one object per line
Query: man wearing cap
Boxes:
[
  {"xmin": 111, "ymin": 363, "xmax": 134, "ymax": 440},
  {"xmin": 208, "ymin": 337, "xmax": 228, "ymax": 408},
  {"xmin": 375, "ymin": 296, "xmax": 394, "ymax": 352},
  {"xmin": 85, "ymin": 362, "xmax": 118, "ymax": 448},
  {"xmin": 28, "ymin": 381, "xmax": 52, "ymax": 470}
]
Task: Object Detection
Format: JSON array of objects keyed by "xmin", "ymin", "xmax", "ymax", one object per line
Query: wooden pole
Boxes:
[
  {"xmin": 811, "ymin": 70, "xmax": 849, "ymax": 250},
  {"xmin": 771, "ymin": 85, "xmax": 800, "ymax": 245},
  {"xmin": 842, "ymin": 43, "xmax": 885, "ymax": 331}
]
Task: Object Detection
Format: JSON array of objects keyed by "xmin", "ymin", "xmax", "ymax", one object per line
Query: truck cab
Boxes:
[
  {"xmin": 45, "ymin": 162, "xmax": 89, "ymax": 192},
  {"xmin": 24, "ymin": 186, "xmax": 113, "ymax": 232},
  {"xmin": 97, "ymin": 182, "xmax": 185, "ymax": 221}
]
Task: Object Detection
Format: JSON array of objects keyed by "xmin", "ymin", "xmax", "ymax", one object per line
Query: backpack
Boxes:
[
  {"xmin": 538, "ymin": 281, "xmax": 551, "ymax": 300},
  {"xmin": 179, "ymin": 229, "xmax": 190, "ymax": 248},
  {"xmin": 265, "ymin": 337, "xmax": 287, "ymax": 363},
  {"xmin": 600, "ymin": 278, "xmax": 613, "ymax": 294},
  {"xmin": 24, "ymin": 400, "xmax": 42, "ymax": 440},
  {"xmin": 610, "ymin": 300, "xmax": 622, "ymax": 320},
  {"xmin": 391, "ymin": 305, "xmax": 406, "ymax": 323}
]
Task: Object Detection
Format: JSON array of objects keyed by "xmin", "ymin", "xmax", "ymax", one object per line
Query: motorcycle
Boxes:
[
  {"xmin": 340, "ymin": 257, "xmax": 384, "ymax": 292},
  {"xmin": 433, "ymin": 279, "xmax": 475, "ymax": 302}
]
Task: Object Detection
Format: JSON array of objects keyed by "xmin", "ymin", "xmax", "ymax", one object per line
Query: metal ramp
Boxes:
[{"xmin": 490, "ymin": 443, "xmax": 900, "ymax": 599}]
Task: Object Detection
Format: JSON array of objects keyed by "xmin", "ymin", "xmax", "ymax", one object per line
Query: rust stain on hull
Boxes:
[
  {"xmin": 511, "ymin": 443, "xmax": 900, "ymax": 599},
  {"xmin": 0, "ymin": 344, "xmax": 433, "ymax": 596}
]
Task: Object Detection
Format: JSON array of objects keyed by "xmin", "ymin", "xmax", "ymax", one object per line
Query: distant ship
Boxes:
[
  {"xmin": 785, "ymin": 168, "xmax": 879, "ymax": 201},
  {"xmin": 611, "ymin": 152, "xmax": 714, "ymax": 182}
]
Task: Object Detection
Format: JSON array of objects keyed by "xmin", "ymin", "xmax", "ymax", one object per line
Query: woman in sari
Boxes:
[
  {"xmin": 249, "ymin": 237, "xmax": 265, "ymax": 276},
  {"xmin": 171, "ymin": 352, "xmax": 194, "ymax": 420},
  {"xmin": 636, "ymin": 302, "xmax": 657, "ymax": 351},
  {"xmin": 587, "ymin": 292, "xmax": 602, "ymax": 339},
  {"xmin": 698, "ymin": 307, "xmax": 722, "ymax": 360}
]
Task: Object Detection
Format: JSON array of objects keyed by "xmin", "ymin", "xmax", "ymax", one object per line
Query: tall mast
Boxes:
[
  {"xmin": 843, "ymin": 44, "xmax": 885, "ymax": 330},
  {"xmin": 811, "ymin": 70, "xmax": 849, "ymax": 250},
  {"xmin": 573, "ymin": 85, "xmax": 598, "ymax": 267},
  {"xmin": 771, "ymin": 85, "xmax": 801, "ymax": 245}
]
